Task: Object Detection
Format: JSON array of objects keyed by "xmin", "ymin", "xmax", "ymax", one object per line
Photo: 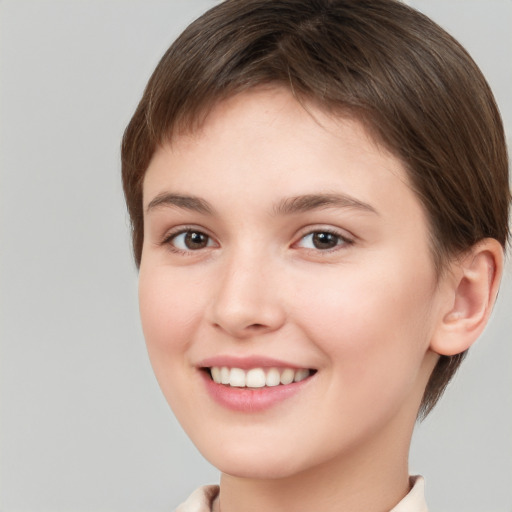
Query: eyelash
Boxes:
[{"xmin": 161, "ymin": 226, "xmax": 354, "ymax": 255}]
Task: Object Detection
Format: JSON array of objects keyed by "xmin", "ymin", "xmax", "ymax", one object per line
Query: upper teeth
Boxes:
[{"xmin": 209, "ymin": 367, "xmax": 311, "ymax": 388}]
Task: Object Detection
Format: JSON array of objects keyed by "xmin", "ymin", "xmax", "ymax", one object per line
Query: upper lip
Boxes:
[{"xmin": 197, "ymin": 355, "xmax": 313, "ymax": 370}]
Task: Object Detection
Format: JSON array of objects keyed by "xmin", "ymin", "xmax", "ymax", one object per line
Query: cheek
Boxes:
[
  {"xmin": 295, "ymin": 259, "xmax": 436, "ymax": 398},
  {"xmin": 138, "ymin": 267, "xmax": 204, "ymax": 369},
  {"xmin": 137, "ymin": 265, "xmax": 214, "ymax": 423}
]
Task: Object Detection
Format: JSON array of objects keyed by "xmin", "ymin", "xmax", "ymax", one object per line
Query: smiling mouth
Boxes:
[{"xmin": 204, "ymin": 366, "xmax": 316, "ymax": 388}]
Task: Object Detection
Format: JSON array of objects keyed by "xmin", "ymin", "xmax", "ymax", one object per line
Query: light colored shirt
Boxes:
[{"xmin": 176, "ymin": 475, "xmax": 428, "ymax": 512}]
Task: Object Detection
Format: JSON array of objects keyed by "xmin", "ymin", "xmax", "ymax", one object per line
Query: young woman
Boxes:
[{"xmin": 121, "ymin": 1, "xmax": 510, "ymax": 510}]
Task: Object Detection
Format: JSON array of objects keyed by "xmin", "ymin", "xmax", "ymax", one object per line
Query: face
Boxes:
[{"xmin": 139, "ymin": 88, "xmax": 443, "ymax": 479}]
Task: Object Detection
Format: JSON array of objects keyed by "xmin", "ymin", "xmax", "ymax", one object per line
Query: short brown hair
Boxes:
[{"xmin": 121, "ymin": 0, "xmax": 510, "ymax": 417}]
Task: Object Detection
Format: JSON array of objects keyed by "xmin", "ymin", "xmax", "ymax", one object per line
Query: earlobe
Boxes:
[{"xmin": 430, "ymin": 239, "xmax": 504, "ymax": 356}]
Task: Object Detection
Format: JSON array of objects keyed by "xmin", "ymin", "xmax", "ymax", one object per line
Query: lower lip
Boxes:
[{"xmin": 200, "ymin": 370, "xmax": 313, "ymax": 412}]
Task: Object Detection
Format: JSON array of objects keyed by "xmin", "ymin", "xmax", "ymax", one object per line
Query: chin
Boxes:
[
  {"xmin": 216, "ymin": 457, "xmax": 303, "ymax": 480},
  {"xmin": 195, "ymin": 439, "xmax": 308, "ymax": 480}
]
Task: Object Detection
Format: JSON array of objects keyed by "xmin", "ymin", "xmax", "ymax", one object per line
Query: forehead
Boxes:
[
  {"xmin": 143, "ymin": 87, "xmax": 419, "ymax": 217},
  {"xmin": 167, "ymin": 87, "xmax": 389, "ymax": 161}
]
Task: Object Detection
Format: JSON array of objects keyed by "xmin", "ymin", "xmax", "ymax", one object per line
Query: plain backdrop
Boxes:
[{"xmin": 0, "ymin": 1, "xmax": 510, "ymax": 511}]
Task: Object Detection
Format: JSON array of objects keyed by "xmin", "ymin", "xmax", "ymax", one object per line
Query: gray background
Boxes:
[{"xmin": 0, "ymin": 1, "xmax": 510, "ymax": 511}]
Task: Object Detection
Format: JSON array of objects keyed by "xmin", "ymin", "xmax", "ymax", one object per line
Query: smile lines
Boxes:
[{"xmin": 208, "ymin": 367, "xmax": 314, "ymax": 388}]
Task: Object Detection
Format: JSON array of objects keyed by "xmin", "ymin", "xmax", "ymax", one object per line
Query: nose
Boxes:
[{"xmin": 207, "ymin": 251, "xmax": 286, "ymax": 339}]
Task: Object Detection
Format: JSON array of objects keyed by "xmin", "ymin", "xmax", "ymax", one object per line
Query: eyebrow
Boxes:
[
  {"xmin": 146, "ymin": 193, "xmax": 215, "ymax": 215},
  {"xmin": 146, "ymin": 192, "xmax": 378, "ymax": 217},
  {"xmin": 272, "ymin": 193, "xmax": 378, "ymax": 216}
]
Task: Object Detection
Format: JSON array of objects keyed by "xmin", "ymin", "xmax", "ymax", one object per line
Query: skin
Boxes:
[{"xmin": 138, "ymin": 87, "xmax": 500, "ymax": 512}]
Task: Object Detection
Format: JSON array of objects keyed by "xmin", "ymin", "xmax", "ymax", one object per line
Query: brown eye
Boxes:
[
  {"xmin": 311, "ymin": 232, "xmax": 339, "ymax": 249},
  {"xmin": 296, "ymin": 230, "xmax": 351, "ymax": 251},
  {"xmin": 169, "ymin": 230, "xmax": 214, "ymax": 251},
  {"xmin": 184, "ymin": 231, "xmax": 209, "ymax": 249}
]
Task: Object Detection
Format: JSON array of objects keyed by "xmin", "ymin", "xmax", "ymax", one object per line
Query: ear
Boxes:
[{"xmin": 430, "ymin": 238, "xmax": 504, "ymax": 356}]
